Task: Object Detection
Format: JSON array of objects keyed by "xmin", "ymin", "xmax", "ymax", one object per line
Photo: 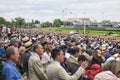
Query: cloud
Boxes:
[{"xmin": 0, "ymin": 0, "xmax": 120, "ymax": 22}]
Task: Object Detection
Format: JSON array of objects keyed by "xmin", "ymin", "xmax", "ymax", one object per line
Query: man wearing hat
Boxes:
[
  {"xmin": 15, "ymin": 36, "xmax": 30, "ymax": 76},
  {"xmin": 23, "ymin": 41, "xmax": 33, "ymax": 77},
  {"xmin": 22, "ymin": 36, "xmax": 30, "ymax": 44}
]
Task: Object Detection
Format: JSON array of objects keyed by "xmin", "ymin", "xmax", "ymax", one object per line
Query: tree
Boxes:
[
  {"xmin": 5, "ymin": 21, "xmax": 11, "ymax": 26},
  {"xmin": 31, "ymin": 19, "xmax": 34, "ymax": 26},
  {"xmin": 62, "ymin": 21, "xmax": 73, "ymax": 27},
  {"xmin": 0, "ymin": 17, "xmax": 6, "ymax": 25},
  {"xmin": 11, "ymin": 19, "xmax": 17, "ymax": 27},
  {"xmin": 41, "ymin": 22, "xmax": 52, "ymax": 28},
  {"xmin": 35, "ymin": 20, "xmax": 40, "ymax": 24},
  {"xmin": 15, "ymin": 17, "xmax": 25, "ymax": 27},
  {"xmin": 53, "ymin": 19, "xmax": 62, "ymax": 27}
]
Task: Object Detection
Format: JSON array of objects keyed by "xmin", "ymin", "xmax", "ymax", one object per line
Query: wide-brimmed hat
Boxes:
[
  {"xmin": 24, "ymin": 41, "xmax": 33, "ymax": 51},
  {"xmin": 22, "ymin": 36, "xmax": 30, "ymax": 44}
]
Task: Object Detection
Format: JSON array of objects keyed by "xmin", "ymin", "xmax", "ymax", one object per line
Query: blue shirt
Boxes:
[
  {"xmin": 2, "ymin": 61, "xmax": 22, "ymax": 80},
  {"xmin": 0, "ymin": 46, "xmax": 5, "ymax": 59},
  {"xmin": 105, "ymin": 52, "xmax": 111, "ymax": 60}
]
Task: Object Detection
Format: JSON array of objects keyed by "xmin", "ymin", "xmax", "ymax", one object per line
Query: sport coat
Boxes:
[
  {"xmin": 65, "ymin": 55, "xmax": 78, "ymax": 72},
  {"xmin": 46, "ymin": 61, "xmax": 85, "ymax": 80},
  {"xmin": 28, "ymin": 53, "xmax": 48, "ymax": 80}
]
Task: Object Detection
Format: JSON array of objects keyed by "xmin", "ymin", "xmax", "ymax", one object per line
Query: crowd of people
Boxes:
[{"xmin": 0, "ymin": 25, "xmax": 120, "ymax": 80}]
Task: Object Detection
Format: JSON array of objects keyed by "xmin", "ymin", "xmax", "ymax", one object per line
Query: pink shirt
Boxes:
[{"xmin": 94, "ymin": 71, "xmax": 120, "ymax": 80}]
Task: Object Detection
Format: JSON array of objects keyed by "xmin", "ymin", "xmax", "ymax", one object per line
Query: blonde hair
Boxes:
[
  {"xmin": 81, "ymin": 47, "xmax": 86, "ymax": 52},
  {"xmin": 103, "ymin": 60, "xmax": 120, "ymax": 75},
  {"xmin": 97, "ymin": 50, "xmax": 102, "ymax": 55}
]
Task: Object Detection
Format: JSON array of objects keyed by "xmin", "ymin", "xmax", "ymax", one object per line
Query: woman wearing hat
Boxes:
[{"xmin": 83, "ymin": 64, "xmax": 102, "ymax": 80}]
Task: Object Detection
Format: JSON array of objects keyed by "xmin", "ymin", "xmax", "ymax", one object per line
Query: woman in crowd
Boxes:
[
  {"xmin": 94, "ymin": 60, "xmax": 120, "ymax": 80},
  {"xmin": 91, "ymin": 49, "xmax": 105, "ymax": 66}
]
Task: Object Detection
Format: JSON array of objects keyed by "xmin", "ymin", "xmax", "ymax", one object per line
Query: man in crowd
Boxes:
[
  {"xmin": 28, "ymin": 43, "xmax": 48, "ymax": 80},
  {"xmin": 65, "ymin": 46, "xmax": 80, "ymax": 73},
  {"xmin": 71, "ymin": 55, "xmax": 88, "ymax": 80},
  {"xmin": 2, "ymin": 46, "xmax": 22, "ymax": 80},
  {"xmin": 10, "ymin": 37, "xmax": 19, "ymax": 48},
  {"xmin": 23, "ymin": 41, "xmax": 33, "ymax": 76},
  {"xmin": 46, "ymin": 48, "xmax": 88, "ymax": 80}
]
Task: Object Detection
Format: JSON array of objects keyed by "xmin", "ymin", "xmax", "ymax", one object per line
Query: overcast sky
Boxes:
[{"xmin": 0, "ymin": 0, "xmax": 120, "ymax": 22}]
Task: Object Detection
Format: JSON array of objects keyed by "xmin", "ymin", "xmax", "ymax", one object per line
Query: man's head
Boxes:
[
  {"xmin": 51, "ymin": 48, "xmax": 64, "ymax": 62},
  {"xmin": 6, "ymin": 46, "xmax": 19, "ymax": 62},
  {"xmin": 70, "ymin": 46, "xmax": 80, "ymax": 57},
  {"xmin": 33, "ymin": 43, "xmax": 44, "ymax": 55},
  {"xmin": 10, "ymin": 37, "xmax": 19, "ymax": 47},
  {"xmin": 78, "ymin": 55, "xmax": 88, "ymax": 65},
  {"xmin": 0, "ymin": 41, "xmax": 5, "ymax": 47}
]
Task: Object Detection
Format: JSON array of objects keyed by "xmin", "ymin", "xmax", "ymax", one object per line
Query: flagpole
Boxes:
[{"xmin": 83, "ymin": 12, "xmax": 86, "ymax": 34}]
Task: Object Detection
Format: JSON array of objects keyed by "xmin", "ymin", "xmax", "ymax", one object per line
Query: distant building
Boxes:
[{"xmin": 65, "ymin": 18, "xmax": 120, "ymax": 28}]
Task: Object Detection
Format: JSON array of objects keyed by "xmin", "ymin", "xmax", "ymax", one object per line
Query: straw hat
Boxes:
[
  {"xmin": 22, "ymin": 36, "xmax": 30, "ymax": 44},
  {"xmin": 24, "ymin": 41, "xmax": 33, "ymax": 51}
]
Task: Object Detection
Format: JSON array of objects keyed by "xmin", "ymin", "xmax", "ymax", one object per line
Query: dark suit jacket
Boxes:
[
  {"xmin": 71, "ymin": 63, "xmax": 85, "ymax": 80},
  {"xmin": 23, "ymin": 51, "xmax": 32, "ymax": 75}
]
